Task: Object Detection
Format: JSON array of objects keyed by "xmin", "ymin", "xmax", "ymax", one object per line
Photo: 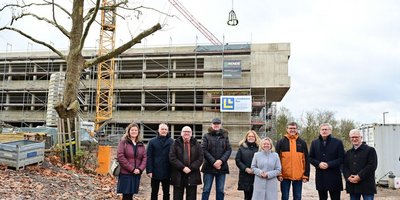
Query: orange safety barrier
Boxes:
[{"xmin": 96, "ymin": 145, "xmax": 112, "ymax": 175}]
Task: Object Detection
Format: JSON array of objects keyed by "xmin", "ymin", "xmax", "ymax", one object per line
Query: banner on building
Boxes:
[
  {"xmin": 223, "ymin": 60, "xmax": 241, "ymax": 79},
  {"xmin": 220, "ymin": 96, "xmax": 252, "ymax": 112}
]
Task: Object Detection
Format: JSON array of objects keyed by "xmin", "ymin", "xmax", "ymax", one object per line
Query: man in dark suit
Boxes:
[
  {"xmin": 169, "ymin": 126, "xmax": 203, "ymax": 200},
  {"xmin": 343, "ymin": 129, "xmax": 378, "ymax": 200},
  {"xmin": 309, "ymin": 123, "xmax": 345, "ymax": 200}
]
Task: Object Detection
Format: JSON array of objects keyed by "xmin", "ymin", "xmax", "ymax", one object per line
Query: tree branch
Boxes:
[
  {"xmin": 13, "ymin": 13, "xmax": 70, "ymax": 38},
  {"xmin": 0, "ymin": 2, "xmax": 47, "ymax": 12},
  {"xmin": 50, "ymin": 0, "xmax": 64, "ymax": 37},
  {"xmin": 84, "ymin": 23, "xmax": 162, "ymax": 67},
  {"xmin": 43, "ymin": 0, "xmax": 72, "ymax": 17},
  {"xmin": 79, "ymin": 0, "xmax": 101, "ymax": 52},
  {"xmin": 0, "ymin": 26, "xmax": 66, "ymax": 60},
  {"xmin": 0, "ymin": 1, "xmax": 71, "ymax": 17}
]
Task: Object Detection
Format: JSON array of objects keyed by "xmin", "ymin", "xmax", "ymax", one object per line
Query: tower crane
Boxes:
[
  {"xmin": 95, "ymin": 0, "xmax": 116, "ymax": 133},
  {"xmin": 168, "ymin": 0, "xmax": 222, "ymax": 46}
]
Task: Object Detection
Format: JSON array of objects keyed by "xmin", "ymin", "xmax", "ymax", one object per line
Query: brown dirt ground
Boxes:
[{"xmin": 130, "ymin": 158, "xmax": 400, "ymax": 200}]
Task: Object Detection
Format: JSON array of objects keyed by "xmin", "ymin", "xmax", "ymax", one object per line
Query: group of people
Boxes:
[
  {"xmin": 116, "ymin": 118, "xmax": 231, "ymax": 200},
  {"xmin": 116, "ymin": 119, "xmax": 378, "ymax": 200},
  {"xmin": 236, "ymin": 122, "xmax": 378, "ymax": 200}
]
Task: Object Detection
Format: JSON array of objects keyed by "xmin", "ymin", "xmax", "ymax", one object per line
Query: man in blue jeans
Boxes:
[
  {"xmin": 275, "ymin": 122, "xmax": 310, "ymax": 200},
  {"xmin": 201, "ymin": 117, "xmax": 232, "ymax": 200}
]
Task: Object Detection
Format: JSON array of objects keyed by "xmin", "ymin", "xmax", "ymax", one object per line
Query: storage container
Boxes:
[{"xmin": 0, "ymin": 140, "xmax": 45, "ymax": 170}]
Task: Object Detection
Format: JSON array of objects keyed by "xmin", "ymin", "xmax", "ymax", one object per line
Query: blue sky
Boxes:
[{"xmin": 1, "ymin": 0, "xmax": 399, "ymax": 124}]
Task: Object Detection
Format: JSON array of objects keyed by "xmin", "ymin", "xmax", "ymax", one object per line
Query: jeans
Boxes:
[
  {"xmin": 350, "ymin": 193, "xmax": 374, "ymax": 200},
  {"xmin": 280, "ymin": 179, "xmax": 302, "ymax": 200},
  {"xmin": 201, "ymin": 173, "xmax": 226, "ymax": 200},
  {"xmin": 151, "ymin": 178, "xmax": 170, "ymax": 200}
]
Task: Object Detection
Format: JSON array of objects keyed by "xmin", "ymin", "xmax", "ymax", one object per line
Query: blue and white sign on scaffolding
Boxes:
[{"xmin": 220, "ymin": 96, "xmax": 252, "ymax": 112}]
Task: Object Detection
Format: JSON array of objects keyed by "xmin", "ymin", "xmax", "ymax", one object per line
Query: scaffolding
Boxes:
[{"xmin": 0, "ymin": 43, "xmax": 290, "ymax": 144}]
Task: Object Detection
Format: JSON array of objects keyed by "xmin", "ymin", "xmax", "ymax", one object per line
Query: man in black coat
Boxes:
[
  {"xmin": 309, "ymin": 123, "xmax": 345, "ymax": 200},
  {"xmin": 201, "ymin": 117, "xmax": 232, "ymax": 200},
  {"xmin": 169, "ymin": 126, "xmax": 203, "ymax": 200},
  {"xmin": 343, "ymin": 129, "xmax": 378, "ymax": 200},
  {"xmin": 146, "ymin": 123, "xmax": 174, "ymax": 200}
]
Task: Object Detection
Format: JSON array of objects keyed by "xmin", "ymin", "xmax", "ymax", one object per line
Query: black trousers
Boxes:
[
  {"xmin": 173, "ymin": 185, "xmax": 197, "ymax": 200},
  {"xmin": 318, "ymin": 190, "xmax": 341, "ymax": 200},
  {"xmin": 244, "ymin": 190, "xmax": 253, "ymax": 200},
  {"xmin": 122, "ymin": 194, "xmax": 133, "ymax": 200},
  {"xmin": 151, "ymin": 178, "xmax": 170, "ymax": 200}
]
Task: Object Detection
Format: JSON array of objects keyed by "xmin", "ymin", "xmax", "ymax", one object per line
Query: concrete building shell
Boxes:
[{"xmin": 0, "ymin": 43, "xmax": 291, "ymax": 145}]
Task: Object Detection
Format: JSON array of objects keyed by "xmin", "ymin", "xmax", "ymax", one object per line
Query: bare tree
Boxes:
[
  {"xmin": 301, "ymin": 111, "xmax": 319, "ymax": 144},
  {"xmin": 336, "ymin": 119, "xmax": 357, "ymax": 149},
  {"xmin": 0, "ymin": 0, "xmax": 162, "ymax": 118},
  {"xmin": 275, "ymin": 106, "xmax": 294, "ymax": 142}
]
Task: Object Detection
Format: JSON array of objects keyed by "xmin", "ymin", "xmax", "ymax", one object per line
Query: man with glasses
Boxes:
[
  {"xmin": 276, "ymin": 122, "xmax": 310, "ymax": 200},
  {"xmin": 169, "ymin": 126, "xmax": 203, "ymax": 200},
  {"xmin": 343, "ymin": 129, "xmax": 378, "ymax": 200},
  {"xmin": 309, "ymin": 123, "xmax": 345, "ymax": 200}
]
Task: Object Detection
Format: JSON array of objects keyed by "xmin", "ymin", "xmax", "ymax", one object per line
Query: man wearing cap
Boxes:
[{"xmin": 201, "ymin": 117, "xmax": 232, "ymax": 200}]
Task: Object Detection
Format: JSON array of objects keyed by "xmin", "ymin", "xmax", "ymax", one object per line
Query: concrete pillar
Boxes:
[
  {"xmin": 84, "ymin": 93, "xmax": 89, "ymax": 111},
  {"xmin": 140, "ymin": 125, "xmax": 145, "ymax": 141},
  {"xmin": 142, "ymin": 60, "xmax": 146, "ymax": 112},
  {"xmin": 170, "ymin": 124, "xmax": 175, "ymax": 139},
  {"xmin": 172, "ymin": 60, "xmax": 176, "ymax": 78},
  {"xmin": 5, "ymin": 93, "xmax": 10, "ymax": 111},
  {"xmin": 171, "ymin": 92, "xmax": 176, "ymax": 111},
  {"xmin": 8, "ymin": 64, "xmax": 12, "ymax": 81},
  {"xmin": 31, "ymin": 93, "xmax": 35, "ymax": 110},
  {"xmin": 141, "ymin": 91, "xmax": 145, "ymax": 111},
  {"xmin": 33, "ymin": 64, "xmax": 37, "ymax": 81}
]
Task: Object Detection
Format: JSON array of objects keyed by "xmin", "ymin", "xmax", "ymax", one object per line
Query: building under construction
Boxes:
[{"xmin": 0, "ymin": 43, "xmax": 290, "ymax": 145}]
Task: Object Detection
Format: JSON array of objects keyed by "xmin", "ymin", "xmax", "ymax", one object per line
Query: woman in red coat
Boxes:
[{"xmin": 117, "ymin": 123, "xmax": 147, "ymax": 200}]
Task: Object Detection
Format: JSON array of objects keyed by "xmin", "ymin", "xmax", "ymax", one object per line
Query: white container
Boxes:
[{"xmin": 395, "ymin": 177, "xmax": 400, "ymax": 189}]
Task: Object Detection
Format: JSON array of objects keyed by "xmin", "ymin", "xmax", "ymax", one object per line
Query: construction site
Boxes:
[
  {"xmin": 0, "ymin": 43, "xmax": 290, "ymax": 145},
  {"xmin": 0, "ymin": 0, "xmax": 292, "ymax": 148}
]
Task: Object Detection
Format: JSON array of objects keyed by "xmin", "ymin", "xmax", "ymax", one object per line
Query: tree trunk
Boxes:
[{"xmin": 55, "ymin": 0, "xmax": 84, "ymax": 119}]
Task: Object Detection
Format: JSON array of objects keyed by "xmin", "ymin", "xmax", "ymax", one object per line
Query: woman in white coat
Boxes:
[{"xmin": 251, "ymin": 137, "xmax": 281, "ymax": 200}]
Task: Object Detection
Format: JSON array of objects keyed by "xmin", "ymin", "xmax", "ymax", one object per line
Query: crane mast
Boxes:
[
  {"xmin": 168, "ymin": 0, "xmax": 222, "ymax": 45},
  {"xmin": 95, "ymin": 0, "xmax": 116, "ymax": 132}
]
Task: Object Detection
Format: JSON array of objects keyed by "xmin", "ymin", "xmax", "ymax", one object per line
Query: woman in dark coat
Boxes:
[
  {"xmin": 235, "ymin": 130, "xmax": 261, "ymax": 200},
  {"xmin": 117, "ymin": 123, "xmax": 147, "ymax": 200}
]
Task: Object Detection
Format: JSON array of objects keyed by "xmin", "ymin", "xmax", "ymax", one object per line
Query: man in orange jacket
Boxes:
[{"xmin": 276, "ymin": 122, "xmax": 310, "ymax": 200}]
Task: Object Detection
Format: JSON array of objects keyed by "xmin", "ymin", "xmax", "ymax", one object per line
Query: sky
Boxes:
[{"xmin": 0, "ymin": 0, "xmax": 399, "ymax": 125}]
